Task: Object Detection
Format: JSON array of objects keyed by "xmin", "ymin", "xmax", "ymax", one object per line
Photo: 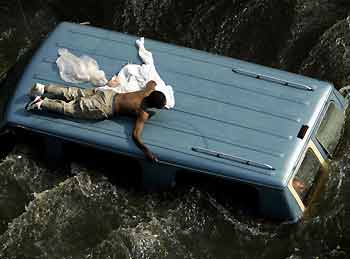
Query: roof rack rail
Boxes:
[
  {"xmin": 192, "ymin": 147, "xmax": 275, "ymax": 171},
  {"xmin": 232, "ymin": 67, "xmax": 313, "ymax": 91}
]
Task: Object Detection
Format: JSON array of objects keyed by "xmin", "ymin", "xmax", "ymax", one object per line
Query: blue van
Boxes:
[{"xmin": 2, "ymin": 22, "xmax": 348, "ymax": 222}]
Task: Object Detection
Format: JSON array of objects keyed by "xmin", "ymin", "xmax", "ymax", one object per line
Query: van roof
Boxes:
[{"xmin": 6, "ymin": 22, "xmax": 332, "ymax": 188}]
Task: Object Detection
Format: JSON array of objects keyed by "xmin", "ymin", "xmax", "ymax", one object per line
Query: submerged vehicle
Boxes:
[{"xmin": 1, "ymin": 22, "xmax": 348, "ymax": 222}]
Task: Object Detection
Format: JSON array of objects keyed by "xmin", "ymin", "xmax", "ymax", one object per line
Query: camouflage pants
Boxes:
[{"xmin": 41, "ymin": 84, "xmax": 116, "ymax": 120}]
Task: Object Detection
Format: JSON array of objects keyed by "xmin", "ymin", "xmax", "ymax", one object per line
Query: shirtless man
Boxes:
[{"xmin": 25, "ymin": 79, "xmax": 165, "ymax": 162}]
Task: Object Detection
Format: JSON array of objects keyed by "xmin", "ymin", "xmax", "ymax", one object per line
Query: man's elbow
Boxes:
[
  {"xmin": 132, "ymin": 132, "xmax": 143, "ymax": 146},
  {"xmin": 147, "ymin": 80, "xmax": 157, "ymax": 87},
  {"xmin": 149, "ymin": 80, "xmax": 156, "ymax": 84},
  {"xmin": 132, "ymin": 132, "xmax": 138, "ymax": 142}
]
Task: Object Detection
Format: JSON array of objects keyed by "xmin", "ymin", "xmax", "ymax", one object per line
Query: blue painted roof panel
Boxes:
[{"xmin": 6, "ymin": 22, "xmax": 333, "ymax": 188}]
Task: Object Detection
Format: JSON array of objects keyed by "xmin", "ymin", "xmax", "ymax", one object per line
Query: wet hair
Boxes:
[{"xmin": 144, "ymin": 91, "xmax": 166, "ymax": 109}]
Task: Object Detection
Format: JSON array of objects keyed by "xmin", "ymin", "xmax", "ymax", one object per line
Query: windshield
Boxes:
[
  {"xmin": 292, "ymin": 148, "xmax": 322, "ymax": 206},
  {"xmin": 316, "ymin": 103, "xmax": 345, "ymax": 156}
]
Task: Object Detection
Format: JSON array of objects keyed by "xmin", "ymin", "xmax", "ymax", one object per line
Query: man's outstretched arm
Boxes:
[{"xmin": 132, "ymin": 110, "xmax": 158, "ymax": 162}]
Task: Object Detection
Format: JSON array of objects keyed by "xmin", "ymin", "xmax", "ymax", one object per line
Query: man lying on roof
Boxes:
[{"xmin": 25, "ymin": 38, "xmax": 175, "ymax": 162}]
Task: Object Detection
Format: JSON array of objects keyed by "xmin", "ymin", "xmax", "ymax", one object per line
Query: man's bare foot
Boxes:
[
  {"xmin": 26, "ymin": 96, "xmax": 43, "ymax": 111},
  {"xmin": 30, "ymin": 83, "xmax": 45, "ymax": 99}
]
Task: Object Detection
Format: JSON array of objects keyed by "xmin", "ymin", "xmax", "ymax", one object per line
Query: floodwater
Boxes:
[{"xmin": 0, "ymin": 0, "xmax": 350, "ymax": 258}]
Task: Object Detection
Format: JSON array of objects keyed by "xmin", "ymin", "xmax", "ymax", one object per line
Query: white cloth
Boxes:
[
  {"xmin": 56, "ymin": 48, "xmax": 108, "ymax": 86},
  {"xmin": 97, "ymin": 37, "xmax": 175, "ymax": 109}
]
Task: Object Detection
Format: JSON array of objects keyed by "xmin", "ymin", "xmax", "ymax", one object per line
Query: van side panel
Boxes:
[
  {"xmin": 284, "ymin": 187, "xmax": 304, "ymax": 222},
  {"xmin": 259, "ymin": 187, "xmax": 303, "ymax": 221}
]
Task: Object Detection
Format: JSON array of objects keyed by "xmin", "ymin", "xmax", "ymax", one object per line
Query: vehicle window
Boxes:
[
  {"xmin": 293, "ymin": 148, "xmax": 322, "ymax": 206},
  {"xmin": 316, "ymin": 103, "xmax": 345, "ymax": 156}
]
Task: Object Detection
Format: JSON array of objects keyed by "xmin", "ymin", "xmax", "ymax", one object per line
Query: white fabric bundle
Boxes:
[{"xmin": 56, "ymin": 48, "xmax": 108, "ymax": 86}]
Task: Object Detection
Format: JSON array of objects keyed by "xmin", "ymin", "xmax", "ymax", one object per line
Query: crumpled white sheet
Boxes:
[{"xmin": 56, "ymin": 48, "xmax": 108, "ymax": 86}]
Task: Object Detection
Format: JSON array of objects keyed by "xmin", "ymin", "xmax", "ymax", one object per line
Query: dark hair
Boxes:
[{"xmin": 144, "ymin": 91, "xmax": 166, "ymax": 109}]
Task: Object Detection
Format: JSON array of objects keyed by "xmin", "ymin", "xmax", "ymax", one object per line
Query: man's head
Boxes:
[
  {"xmin": 292, "ymin": 179, "xmax": 306, "ymax": 194},
  {"xmin": 144, "ymin": 91, "xmax": 166, "ymax": 109}
]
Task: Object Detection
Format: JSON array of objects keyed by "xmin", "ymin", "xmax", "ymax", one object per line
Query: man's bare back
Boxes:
[{"xmin": 114, "ymin": 80, "xmax": 157, "ymax": 116}]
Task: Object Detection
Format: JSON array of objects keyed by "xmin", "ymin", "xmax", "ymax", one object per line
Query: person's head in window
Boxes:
[{"xmin": 293, "ymin": 178, "xmax": 306, "ymax": 195}]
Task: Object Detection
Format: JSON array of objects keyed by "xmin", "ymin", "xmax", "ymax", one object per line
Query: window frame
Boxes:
[
  {"xmin": 288, "ymin": 141, "xmax": 327, "ymax": 211},
  {"xmin": 315, "ymin": 101, "xmax": 345, "ymax": 157}
]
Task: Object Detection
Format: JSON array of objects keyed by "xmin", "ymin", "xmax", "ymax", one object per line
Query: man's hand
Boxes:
[
  {"xmin": 107, "ymin": 75, "xmax": 121, "ymax": 88},
  {"xmin": 146, "ymin": 150, "xmax": 159, "ymax": 163}
]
